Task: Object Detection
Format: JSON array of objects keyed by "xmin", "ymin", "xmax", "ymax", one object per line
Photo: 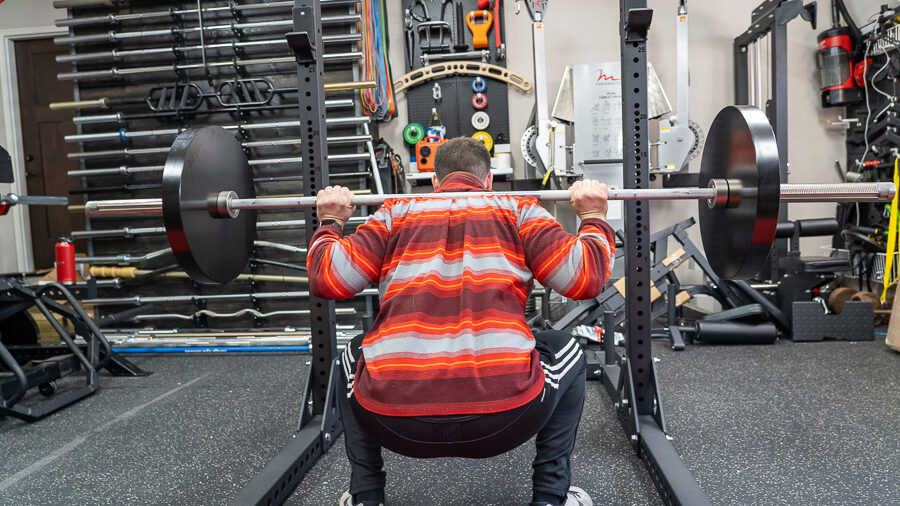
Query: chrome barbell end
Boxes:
[{"xmin": 877, "ymin": 182, "xmax": 896, "ymax": 201}]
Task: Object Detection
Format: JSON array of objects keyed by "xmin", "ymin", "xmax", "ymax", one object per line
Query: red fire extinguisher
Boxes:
[{"xmin": 55, "ymin": 237, "xmax": 76, "ymax": 284}]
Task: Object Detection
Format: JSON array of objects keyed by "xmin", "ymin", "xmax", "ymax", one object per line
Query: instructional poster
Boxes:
[{"xmin": 573, "ymin": 62, "xmax": 624, "ymax": 226}]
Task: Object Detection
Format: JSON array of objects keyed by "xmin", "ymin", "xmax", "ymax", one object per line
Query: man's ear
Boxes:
[
  {"xmin": 485, "ymin": 172, "xmax": 493, "ymax": 190},
  {"xmin": 431, "ymin": 174, "xmax": 440, "ymax": 188}
]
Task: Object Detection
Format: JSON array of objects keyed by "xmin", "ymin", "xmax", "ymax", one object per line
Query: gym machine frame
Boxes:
[
  {"xmin": 230, "ymin": 2, "xmax": 342, "ymax": 504},
  {"xmin": 734, "ymin": 0, "xmax": 816, "ymax": 279}
]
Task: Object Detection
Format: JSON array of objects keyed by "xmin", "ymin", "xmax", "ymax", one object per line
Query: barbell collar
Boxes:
[
  {"xmin": 212, "ymin": 191, "xmax": 240, "ymax": 219},
  {"xmin": 707, "ymin": 179, "xmax": 731, "ymax": 209}
]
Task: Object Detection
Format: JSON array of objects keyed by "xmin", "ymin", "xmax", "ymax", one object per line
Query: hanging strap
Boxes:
[{"xmin": 881, "ymin": 157, "xmax": 899, "ymax": 303}]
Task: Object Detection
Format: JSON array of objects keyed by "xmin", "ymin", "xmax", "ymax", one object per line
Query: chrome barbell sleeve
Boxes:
[
  {"xmin": 84, "ymin": 198, "xmax": 163, "ymax": 217},
  {"xmin": 778, "ymin": 182, "xmax": 895, "ymax": 203}
]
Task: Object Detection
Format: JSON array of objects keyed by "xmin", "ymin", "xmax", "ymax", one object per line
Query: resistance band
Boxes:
[{"xmin": 881, "ymin": 156, "xmax": 899, "ymax": 303}]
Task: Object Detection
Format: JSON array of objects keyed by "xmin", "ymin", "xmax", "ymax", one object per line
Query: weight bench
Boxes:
[{"xmin": 776, "ymin": 218, "xmax": 851, "ymax": 276}]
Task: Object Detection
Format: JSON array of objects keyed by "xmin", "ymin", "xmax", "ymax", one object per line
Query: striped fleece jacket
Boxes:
[{"xmin": 307, "ymin": 172, "xmax": 615, "ymax": 416}]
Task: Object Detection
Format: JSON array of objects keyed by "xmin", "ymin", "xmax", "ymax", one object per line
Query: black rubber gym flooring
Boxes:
[{"xmin": 2, "ymin": 336, "xmax": 899, "ymax": 505}]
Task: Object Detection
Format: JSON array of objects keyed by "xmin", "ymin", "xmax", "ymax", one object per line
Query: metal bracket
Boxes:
[
  {"xmin": 625, "ymin": 8, "xmax": 653, "ymax": 42},
  {"xmin": 286, "ymin": 31, "xmax": 315, "ymax": 64},
  {"xmin": 800, "ymin": 2, "xmax": 817, "ymax": 29},
  {"xmin": 523, "ymin": 0, "xmax": 548, "ymax": 21}
]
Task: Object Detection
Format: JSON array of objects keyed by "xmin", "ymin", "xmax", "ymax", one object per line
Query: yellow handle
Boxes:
[{"xmin": 90, "ymin": 266, "xmax": 138, "ymax": 278}]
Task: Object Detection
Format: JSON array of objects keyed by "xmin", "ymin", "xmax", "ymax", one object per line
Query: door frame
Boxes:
[{"xmin": 0, "ymin": 25, "xmax": 67, "ymax": 273}]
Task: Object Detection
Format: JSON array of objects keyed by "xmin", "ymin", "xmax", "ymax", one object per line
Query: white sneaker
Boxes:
[
  {"xmin": 338, "ymin": 489, "xmax": 384, "ymax": 506},
  {"xmin": 562, "ymin": 486, "xmax": 593, "ymax": 506}
]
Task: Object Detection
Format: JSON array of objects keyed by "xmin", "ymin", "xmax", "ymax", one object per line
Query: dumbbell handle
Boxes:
[{"xmin": 82, "ymin": 181, "xmax": 897, "ymax": 217}]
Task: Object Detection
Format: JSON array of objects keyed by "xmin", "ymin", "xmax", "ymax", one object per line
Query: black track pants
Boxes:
[{"xmin": 338, "ymin": 330, "xmax": 586, "ymax": 500}]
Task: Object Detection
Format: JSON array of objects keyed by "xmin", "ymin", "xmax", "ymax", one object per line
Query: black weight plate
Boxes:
[
  {"xmin": 0, "ymin": 308, "xmax": 39, "ymax": 346},
  {"xmin": 162, "ymin": 126, "xmax": 256, "ymax": 284},
  {"xmin": 699, "ymin": 106, "xmax": 780, "ymax": 280}
]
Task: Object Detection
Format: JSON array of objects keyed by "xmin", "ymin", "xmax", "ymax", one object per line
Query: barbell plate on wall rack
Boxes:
[
  {"xmin": 403, "ymin": 122, "xmax": 426, "ymax": 144},
  {"xmin": 472, "ymin": 131, "xmax": 494, "ymax": 151},
  {"xmin": 698, "ymin": 105, "xmax": 781, "ymax": 280},
  {"xmin": 471, "ymin": 111, "xmax": 490, "ymax": 130},
  {"xmin": 471, "ymin": 76, "xmax": 487, "ymax": 93},
  {"xmin": 472, "ymin": 92, "xmax": 488, "ymax": 109},
  {"xmin": 162, "ymin": 126, "xmax": 256, "ymax": 284}
]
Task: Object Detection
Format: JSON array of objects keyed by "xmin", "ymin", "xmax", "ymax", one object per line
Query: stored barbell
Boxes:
[
  {"xmin": 80, "ymin": 106, "xmax": 895, "ymax": 284},
  {"xmin": 0, "ymin": 194, "xmax": 68, "ymax": 215}
]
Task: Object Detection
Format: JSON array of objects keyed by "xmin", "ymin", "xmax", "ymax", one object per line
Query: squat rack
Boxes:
[
  {"xmin": 230, "ymin": 2, "xmax": 342, "ymax": 504},
  {"xmin": 609, "ymin": 1, "xmax": 710, "ymax": 504},
  {"xmin": 230, "ymin": 1, "xmax": 709, "ymax": 504}
]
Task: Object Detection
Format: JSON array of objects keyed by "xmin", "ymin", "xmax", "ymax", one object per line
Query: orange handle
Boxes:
[
  {"xmin": 466, "ymin": 10, "xmax": 493, "ymax": 50},
  {"xmin": 493, "ymin": 0, "xmax": 501, "ymax": 48}
]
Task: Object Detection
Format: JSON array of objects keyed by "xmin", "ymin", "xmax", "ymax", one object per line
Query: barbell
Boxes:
[{"xmin": 81, "ymin": 106, "xmax": 895, "ymax": 284}]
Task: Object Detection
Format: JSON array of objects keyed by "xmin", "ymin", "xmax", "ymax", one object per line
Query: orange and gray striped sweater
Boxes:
[{"xmin": 307, "ymin": 172, "xmax": 615, "ymax": 416}]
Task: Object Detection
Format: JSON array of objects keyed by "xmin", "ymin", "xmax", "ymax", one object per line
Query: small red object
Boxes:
[
  {"xmin": 55, "ymin": 237, "xmax": 76, "ymax": 284},
  {"xmin": 477, "ymin": 0, "xmax": 490, "ymax": 8},
  {"xmin": 472, "ymin": 92, "xmax": 488, "ymax": 109},
  {"xmin": 854, "ymin": 58, "xmax": 872, "ymax": 88}
]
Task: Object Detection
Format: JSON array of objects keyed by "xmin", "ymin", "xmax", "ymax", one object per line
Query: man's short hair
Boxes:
[{"xmin": 434, "ymin": 137, "xmax": 491, "ymax": 182}]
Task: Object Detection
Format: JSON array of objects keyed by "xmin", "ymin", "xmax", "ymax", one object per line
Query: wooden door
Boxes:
[{"xmin": 15, "ymin": 38, "xmax": 82, "ymax": 269}]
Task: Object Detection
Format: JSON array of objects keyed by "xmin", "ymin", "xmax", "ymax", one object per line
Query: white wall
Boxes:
[
  {"xmin": 0, "ymin": 0, "xmax": 65, "ymax": 274},
  {"xmin": 382, "ymin": 0, "xmax": 888, "ymax": 269},
  {"xmin": 0, "ymin": 0, "xmax": 61, "ymax": 30}
]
